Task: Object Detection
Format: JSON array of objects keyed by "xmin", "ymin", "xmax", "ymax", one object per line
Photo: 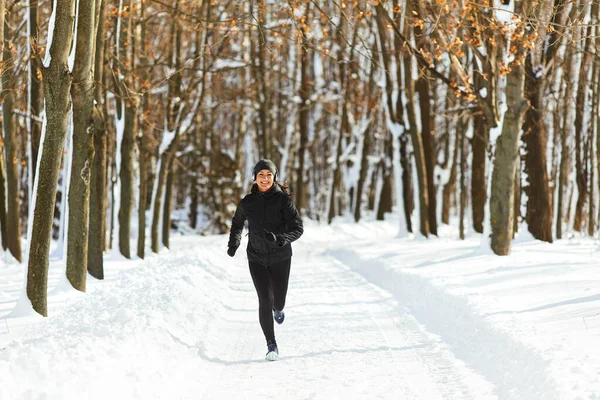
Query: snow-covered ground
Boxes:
[{"xmin": 1, "ymin": 218, "xmax": 599, "ymax": 399}]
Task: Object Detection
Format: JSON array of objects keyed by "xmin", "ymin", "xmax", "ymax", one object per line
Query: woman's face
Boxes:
[{"xmin": 255, "ymin": 169, "xmax": 274, "ymax": 192}]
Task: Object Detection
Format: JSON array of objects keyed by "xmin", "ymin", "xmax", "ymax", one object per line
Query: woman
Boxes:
[{"xmin": 227, "ymin": 159, "xmax": 304, "ymax": 361}]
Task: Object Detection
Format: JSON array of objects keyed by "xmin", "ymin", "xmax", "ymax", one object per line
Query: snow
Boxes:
[
  {"xmin": 1, "ymin": 219, "xmax": 600, "ymax": 399},
  {"xmin": 42, "ymin": 0, "xmax": 58, "ymax": 67},
  {"xmin": 494, "ymin": 0, "xmax": 514, "ymax": 24},
  {"xmin": 211, "ymin": 59, "xmax": 246, "ymax": 71},
  {"xmin": 68, "ymin": 0, "xmax": 80, "ymax": 72},
  {"xmin": 115, "ymin": 0, "xmax": 124, "ymax": 57},
  {"xmin": 56, "ymin": 107, "xmax": 74, "ymax": 261}
]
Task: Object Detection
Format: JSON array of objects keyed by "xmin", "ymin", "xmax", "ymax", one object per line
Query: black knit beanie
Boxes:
[{"xmin": 253, "ymin": 159, "xmax": 278, "ymax": 180}]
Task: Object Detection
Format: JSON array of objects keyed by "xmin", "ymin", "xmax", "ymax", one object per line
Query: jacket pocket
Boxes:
[{"xmin": 248, "ymin": 233, "xmax": 266, "ymax": 254}]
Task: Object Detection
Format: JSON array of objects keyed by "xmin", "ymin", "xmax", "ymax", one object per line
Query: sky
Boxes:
[{"xmin": 0, "ymin": 217, "xmax": 599, "ymax": 399}]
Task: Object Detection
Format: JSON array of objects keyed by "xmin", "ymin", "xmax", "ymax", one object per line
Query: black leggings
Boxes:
[{"xmin": 249, "ymin": 258, "xmax": 291, "ymax": 344}]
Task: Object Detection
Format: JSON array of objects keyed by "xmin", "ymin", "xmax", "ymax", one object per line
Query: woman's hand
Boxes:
[{"xmin": 263, "ymin": 230, "xmax": 277, "ymax": 243}]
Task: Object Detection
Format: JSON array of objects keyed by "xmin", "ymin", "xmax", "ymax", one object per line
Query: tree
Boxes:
[
  {"xmin": 573, "ymin": 3, "xmax": 593, "ymax": 232},
  {"xmin": 113, "ymin": 0, "xmax": 137, "ymax": 259},
  {"xmin": 88, "ymin": 0, "xmax": 108, "ymax": 279},
  {"xmin": 28, "ymin": 0, "xmax": 43, "ymax": 192},
  {"xmin": 294, "ymin": 1, "xmax": 312, "ymax": 214},
  {"xmin": 27, "ymin": 0, "xmax": 76, "ymax": 316},
  {"xmin": 2, "ymin": 9, "xmax": 22, "ymax": 262},
  {"xmin": 0, "ymin": 0, "xmax": 5, "ymax": 253},
  {"xmin": 66, "ymin": 0, "xmax": 100, "ymax": 291},
  {"xmin": 490, "ymin": 0, "xmax": 543, "ymax": 255},
  {"xmin": 521, "ymin": 0, "xmax": 560, "ymax": 243}
]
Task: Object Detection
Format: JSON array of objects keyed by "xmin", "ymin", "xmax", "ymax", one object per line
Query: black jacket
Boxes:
[{"xmin": 228, "ymin": 184, "xmax": 303, "ymax": 266}]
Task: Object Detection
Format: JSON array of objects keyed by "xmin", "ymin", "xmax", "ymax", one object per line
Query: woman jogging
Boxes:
[{"xmin": 227, "ymin": 159, "xmax": 304, "ymax": 361}]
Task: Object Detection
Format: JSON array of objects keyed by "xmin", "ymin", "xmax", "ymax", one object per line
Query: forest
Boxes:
[{"xmin": 0, "ymin": 0, "xmax": 598, "ymax": 316}]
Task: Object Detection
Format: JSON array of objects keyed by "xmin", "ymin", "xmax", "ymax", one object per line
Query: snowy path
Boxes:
[
  {"xmin": 1, "ymin": 221, "xmax": 597, "ymax": 399},
  {"xmin": 200, "ymin": 237, "xmax": 496, "ymax": 399}
]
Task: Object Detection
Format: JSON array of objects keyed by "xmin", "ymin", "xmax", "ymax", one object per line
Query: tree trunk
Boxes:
[
  {"xmin": 150, "ymin": 133, "xmax": 180, "ymax": 253},
  {"xmin": 522, "ymin": 72, "xmax": 553, "ymax": 242},
  {"xmin": 442, "ymin": 116, "xmax": 462, "ymax": 225},
  {"xmin": 0, "ymin": 0, "xmax": 6, "ymax": 251},
  {"xmin": 188, "ymin": 0, "xmax": 210, "ymax": 230},
  {"xmin": 67, "ymin": 0, "xmax": 98, "ymax": 292},
  {"xmin": 88, "ymin": 0, "xmax": 107, "ymax": 279},
  {"xmin": 573, "ymin": 25, "xmax": 593, "ymax": 232},
  {"xmin": 377, "ymin": 135, "xmax": 394, "ymax": 221},
  {"xmin": 295, "ymin": 2, "xmax": 311, "ymax": 214},
  {"xmin": 589, "ymin": 124, "xmax": 595, "ymax": 236},
  {"xmin": 598, "ymin": 94, "xmax": 600, "ymax": 230},
  {"xmin": 118, "ymin": 101, "xmax": 136, "ymax": 258},
  {"xmin": 401, "ymin": 1, "xmax": 429, "ymax": 237},
  {"xmin": 29, "ymin": 0, "xmax": 43, "ymax": 189},
  {"xmin": 328, "ymin": 120, "xmax": 344, "ymax": 224},
  {"xmin": 416, "ymin": 74, "xmax": 438, "ymax": 235},
  {"xmin": 189, "ymin": 161, "xmax": 198, "ymax": 229},
  {"xmin": 471, "ymin": 19, "xmax": 499, "ymax": 235},
  {"xmin": 250, "ymin": 0, "xmax": 270, "ymax": 158},
  {"xmin": 404, "ymin": 58, "xmax": 429, "ymax": 236},
  {"xmin": 151, "ymin": 157, "xmax": 167, "ymax": 253},
  {"xmin": 513, "ymin": 156, "xmax": 522, "ymax": 237},
  {"xmin": 393, "ymin": 8, "xmax": 413, "ymax": 233},
  {"xmin": 368, "ymin": 167, "xmax": 377, "ymax": 211},
  {"xmin": 328, "ymin": 15, "xmax": 353, "ymax": 225},
  {"xmin": 471, "ymin": 113, "xmax": 488, "ymax": 233},
  {"xmin": 114, "ymin": 0, "xmax": 136, "ymax": 259},
  {"xmin": 0, "ymin": 154, "xmax": 7, "ymax": 251},
  {"xmin": 520, "ymin": 0, "xmax": 562, "ymax": 243},
  {"xmin": 137, "ymin": 0, "xmax": 150, "ymax": 258},
  {"xmin": 354, "ymin": 121, "xmax": 371, "ymax": 222},
  {"xmin": 137, "ymin": 130, "xmax": 148, "ymax": 257},
  {"xmin": 152, "ymin": 0, "xmax": 185, "ymax": 250},
  {"xmin": 589, "ymin": 1, "xmax": 599, "ymax": 236},
  {"xmin": 375, "ymin": 3, "xmax": 414, "ymax": 231},
  {"xmin": 88, "ymin": 118, "xmax": 106, "ymax": 279},
  {"xmin": 490, "ymin": 65, "xmax": 528, "ymax": 255},
  {"xmin": 27, "ymin": 0, "xmax": 76, "ymax": 316},
  {"xmin": 557, "ymin": 22, "xmax": 579, "ymax": 239},
  {"xmin": 400, "ymin": 135, "xmax": 414, "ymax": 232},
  {"xmin": 162, "ymin": 160, "xmax": 174, "ymax": 248},
  {"xmin": 558, "ymin": 112, "xmax": 569, "ymax": 240},
  {"xmin": 2, "ymin": 20, "xmax": 22, "ymax": 262},
  {"xmin": 459, "ymin": 122, "xmax": 467, "ymax": 240},
  {"xmin": 151, "ymin": 144, "xmax": 179, "ymax": 253},
  {"xmin": 597, "ymin": 64, "xmax": 600, "ymax": 230}
]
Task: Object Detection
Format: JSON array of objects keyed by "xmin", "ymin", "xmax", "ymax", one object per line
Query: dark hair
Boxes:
[{"xmin": 277, "ymin": 181, "xmax": 293, "ymax": 198}]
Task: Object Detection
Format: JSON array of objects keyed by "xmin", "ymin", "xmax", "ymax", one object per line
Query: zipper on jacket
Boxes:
[{"xmin": 264, "ymin": 196, "xmax": 270, "ymax": 266}]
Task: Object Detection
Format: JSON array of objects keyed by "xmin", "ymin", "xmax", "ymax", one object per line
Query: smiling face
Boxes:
[{"xmin": 255, "ymin": 169, "xmax": 275, "ymax": 192}]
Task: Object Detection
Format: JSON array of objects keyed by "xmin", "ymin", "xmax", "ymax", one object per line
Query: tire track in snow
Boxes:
[
  {"xmin": 310, "ymin": 248, "xmax": 420, "ymax": 399},
  {"xmin": 330, "ymin": 247, "xmax": 560, "ymax": 400},
  {"xmin": 308, "ymin": 244, "xmax": 497, "ymax": 400}
]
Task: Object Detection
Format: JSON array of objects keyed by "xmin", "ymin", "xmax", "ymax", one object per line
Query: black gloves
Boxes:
[
  {"xmin": 264, "ymin": 230, "xmax": 277, "ymax": 243},
  {"xmin": 227, "ymin": 247, "xmax": 236, "ymax": 257},
  {"xmin": 264, "ymin": 230, "xmax": 285, "ymax": 246}
]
